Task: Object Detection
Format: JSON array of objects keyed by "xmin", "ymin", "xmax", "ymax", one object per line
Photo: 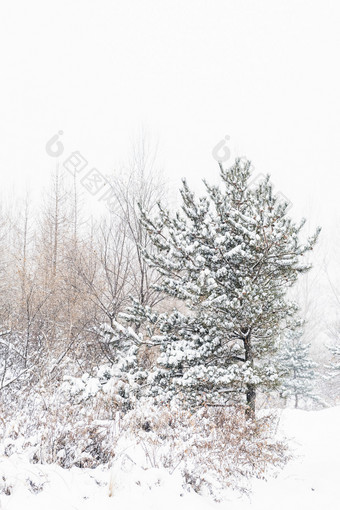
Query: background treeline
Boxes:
[
  {"xmin": 0, "ymin": 153, "xmax": 339, "ymax": 415},
  {"xmin": 0, "ymin": 150, "xmax": 340, "ymax": 497},
  {"xmin": 0, "ymin": 143, "xmax": 169, "ymax": 412}
]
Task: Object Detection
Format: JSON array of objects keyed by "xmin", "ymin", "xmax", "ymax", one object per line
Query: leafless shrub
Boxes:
[{"xmin": 124, "ymin": 402, "xmax": 290, "ymax": 497}]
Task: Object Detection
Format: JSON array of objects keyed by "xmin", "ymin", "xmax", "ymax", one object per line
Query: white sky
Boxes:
[{"xmin": 0, "ymin": 0, "xmax": 339, "ymax": 262}]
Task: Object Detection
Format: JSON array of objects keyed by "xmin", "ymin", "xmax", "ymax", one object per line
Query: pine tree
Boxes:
[
  {"xmin": 112, "ymin": 159, "xmax": 320, "ymax": 414},
  {"xmin": 325, "ymin": 341, "xmax": 340, "ymax": 401},
  {"xmin": 327, "ymin": 343, "xmax": 340, "ymax": 374},
  {"xmin": 278, "ymin": 328, "xmax": 317, "ymax": 408}
]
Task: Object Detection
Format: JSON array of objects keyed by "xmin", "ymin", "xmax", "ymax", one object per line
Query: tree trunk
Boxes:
[
  {"xmin": 243, "ymin": 328, "xmax": 256, "ymax": 418},
  {"xmin": 246, "ymin": 385, "xmax": 256, "ymax": 418}
]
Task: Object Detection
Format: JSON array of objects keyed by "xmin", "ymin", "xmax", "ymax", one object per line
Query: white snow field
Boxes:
[{"xmin": 0, "ymin": 406, "xmax": 339, "ymax": 510}]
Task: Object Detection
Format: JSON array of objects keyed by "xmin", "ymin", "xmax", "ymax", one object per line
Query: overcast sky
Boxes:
[{"xmin": 0, "ymin": 0, "xmax": 339, "ymax": 259}]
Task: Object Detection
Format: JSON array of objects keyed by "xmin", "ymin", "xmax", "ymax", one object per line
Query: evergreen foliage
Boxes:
[
  {"xmin": 278, "ymin": 328, "xmax": 318, "ymax": 408},
  {"xmin": 111, "ymin": 159, "xmax": 320, "ymax": 413}
]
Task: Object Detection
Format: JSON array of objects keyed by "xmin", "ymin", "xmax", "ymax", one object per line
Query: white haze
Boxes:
[{"xmin": 0, "ymin": 0, "xmax": 339, "ymax": 341}]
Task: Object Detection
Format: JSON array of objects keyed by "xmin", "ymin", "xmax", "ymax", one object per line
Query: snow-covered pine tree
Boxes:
[
  {"xmin": 325, "ymin": 340, "xmax": 340, "ymax": 401},
  {"xmin": 62, "ymin": 322, "xmax": 145, "ymax": 411},
  {"xmin": 112, "ymin": 159, "xmax": 320, "ymax": 414},
  {"xmin": 327, "ymin": 342, "xmax": 340, "ymax": 375},
  {"xmin": 278, "ymin": 328, "xmax": 318, "ymax": 408}
]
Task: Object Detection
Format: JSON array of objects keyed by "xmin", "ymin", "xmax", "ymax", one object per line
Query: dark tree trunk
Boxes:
[
  {"xmin": 243, "ymin": 328, "xmax": 256, "ymax": 418},
  {"xmin": 246, "ymin": 385, "xmax": 256, "ymax": 418}
]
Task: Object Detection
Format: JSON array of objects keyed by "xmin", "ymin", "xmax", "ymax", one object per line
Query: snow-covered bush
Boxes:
[
  {"xmin": 122, "ymin": 401, "xmax": 289, "ymax": 497},
  {"xmin": 0, "ymin": 390, "xmax": 119, "ymax": 469},
  {"xmin": 62, "ymin": 363, "xmax": 137, "ymax": 411},
  {"xmin": 0, "ymin": 385, "xmax": 289, "ymax": 499}
]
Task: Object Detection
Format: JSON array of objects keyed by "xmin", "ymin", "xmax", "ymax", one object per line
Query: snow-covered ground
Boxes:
[
  {"xmin": 229, "ymin": 406, "xmax": 340, "ymax": 510},
  {"xmin": 0, "ymin": 406, "xmax": 339, "ymax": 510}
]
